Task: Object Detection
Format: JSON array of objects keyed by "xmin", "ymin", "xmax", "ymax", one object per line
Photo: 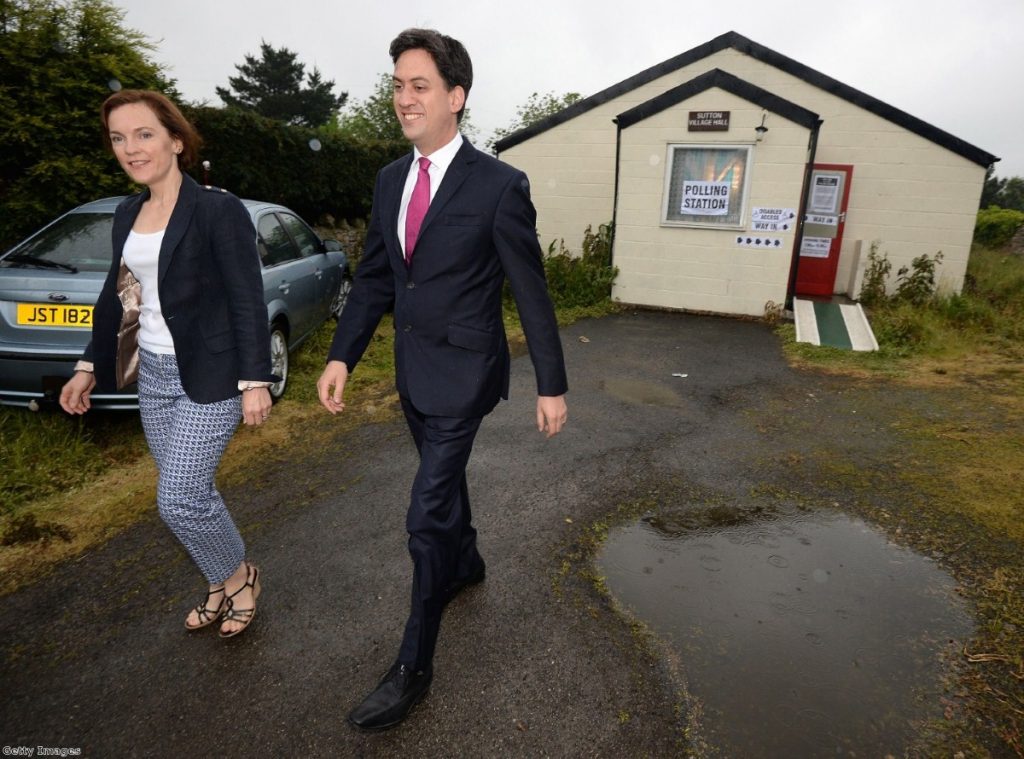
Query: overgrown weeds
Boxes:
[
  {"xmin": 788, "ymin": 244, "xmax": 1024, "ymax": 368},
  {"xmin": 543, "ymin": 222, "xmax": 618, "ymax": 308}
]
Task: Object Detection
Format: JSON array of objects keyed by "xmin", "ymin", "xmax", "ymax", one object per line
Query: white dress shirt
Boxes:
[{"xmin": 397, "ymin": 132, "xmax": 464, "ymax": 257}]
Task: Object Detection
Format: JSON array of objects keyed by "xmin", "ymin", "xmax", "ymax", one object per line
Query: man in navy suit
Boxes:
[{"xmin": 317, "ymin": 28, "xmax": 568, "ymax": 730}]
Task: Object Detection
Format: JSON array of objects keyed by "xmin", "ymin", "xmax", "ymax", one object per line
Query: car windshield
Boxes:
[{"xmin": 1, "ymin": 212, "xmax": 114, "ymax": 273}]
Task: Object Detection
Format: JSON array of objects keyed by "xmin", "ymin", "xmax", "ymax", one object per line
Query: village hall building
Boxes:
[{"xmin": 496, "ymin": 32, "xmax": 998, "ymax": 317}]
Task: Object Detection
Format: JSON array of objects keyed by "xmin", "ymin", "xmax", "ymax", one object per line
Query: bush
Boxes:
[
  {"xmin": 859, "ymin": 245, "xmax": 943, "ymax": 308},
  {"xmin": 542, "ymin": 222, "xmax": 618, "ymax": 308},
  {"xmin": 974, "ymin": 206, "xmax": 1024, "ymax": 248},
  {"xmin": 894, "ymin": 251, "xmax": 943, "ymax": 306}
]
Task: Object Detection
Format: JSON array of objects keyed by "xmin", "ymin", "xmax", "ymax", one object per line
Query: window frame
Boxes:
[{"xmin": 660, "ymin": 143, "xmax": 753, "ymax": 231}]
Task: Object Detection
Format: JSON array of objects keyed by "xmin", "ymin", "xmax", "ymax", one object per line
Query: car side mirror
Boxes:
[{"xmin": 324, "ymin": 239, "xmax": 342, "ymax": 252}]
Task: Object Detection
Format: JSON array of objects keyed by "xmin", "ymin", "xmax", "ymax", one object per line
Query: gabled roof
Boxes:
[
  {"xmin": 495, "ymin": 31, "xmax": 998, "ymax": 167},
  {"xmin": 616, "ymin": 68, "xmax": 820, "ymax": 131}
]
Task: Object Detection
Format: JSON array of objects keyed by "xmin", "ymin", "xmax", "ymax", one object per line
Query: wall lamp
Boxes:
[{"xmin": 755, "ymin": 113, "xmax": 769, "ymax": 142}]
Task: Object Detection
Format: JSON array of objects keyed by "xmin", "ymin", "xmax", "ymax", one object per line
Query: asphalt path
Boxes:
[{"xmin": 1, "ymin": 311, "xmax": 807, "ymax": 757}]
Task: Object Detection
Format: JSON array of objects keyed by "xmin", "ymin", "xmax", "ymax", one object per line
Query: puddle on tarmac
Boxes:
[
  {"xmin": 601, "ymin": 378, "xmax": 683, "ymax": 407},
  {"xmin": 598, "ymin": 509, "xmax": 973, "ymax": 757}
]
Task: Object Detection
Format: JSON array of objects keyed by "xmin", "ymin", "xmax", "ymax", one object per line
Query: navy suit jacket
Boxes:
[
  {"xmin": 86, "ymin": 174, "xmax": 274, "ymax": 403},
  {"xmin": 328, "ymin": 140, "xmax": 568, "ymax": 418}
]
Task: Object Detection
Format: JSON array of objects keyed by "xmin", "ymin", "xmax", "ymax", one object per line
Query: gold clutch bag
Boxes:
[{"xmin": 115, "ymin": 261, "xmax": 142, "ymax": 389}]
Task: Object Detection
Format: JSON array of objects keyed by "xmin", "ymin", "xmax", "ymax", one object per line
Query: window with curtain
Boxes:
[{"xmin": 662, "ymin": 145, "xmax": 750, "ymax": 227}]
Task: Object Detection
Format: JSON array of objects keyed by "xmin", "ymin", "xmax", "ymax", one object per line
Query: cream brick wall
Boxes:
[
  {"xmin": 612, "ymin": 89, "xmax": 806, "ymax": 315},
  {"xmin": 499, "ymin": 46, "xmax": 987, "ymax": 307}
]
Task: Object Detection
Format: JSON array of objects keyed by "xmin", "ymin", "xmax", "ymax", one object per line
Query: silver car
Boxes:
[{"xmin": 0, "ymin": 196, "xmax": 352, "ymax": 409}]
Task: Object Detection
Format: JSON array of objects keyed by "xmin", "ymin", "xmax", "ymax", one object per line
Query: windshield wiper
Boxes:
[{"xmin": 1, "ymin": 254, "xmax": 78, "ymax": 273}]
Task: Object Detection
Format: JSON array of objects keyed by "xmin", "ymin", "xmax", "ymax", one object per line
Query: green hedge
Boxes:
[
  {"xmin": 184, "ymin": 106, "xmax": 407, "ymax": 224},
  {"xmin": 974, "ymin": 206, "xmax": 1024, "ymax": 248},
  {"xmin": 1, "ymin": 107, "xmax": 407, "ymax": 248}
]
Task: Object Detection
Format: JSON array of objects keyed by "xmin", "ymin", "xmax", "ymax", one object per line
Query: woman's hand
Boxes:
[
  {"xmin": 241, "ymin": 387, "xmax": 272, "ymax": 426},
  {"xmin": 59, "ymin": 371, "xmax": 97, "ymax": 415}
]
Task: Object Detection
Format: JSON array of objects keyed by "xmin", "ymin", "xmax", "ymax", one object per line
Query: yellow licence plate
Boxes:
[{"xmin": 16, "ymin": 303, "xmax": 94, "ymax": 327}]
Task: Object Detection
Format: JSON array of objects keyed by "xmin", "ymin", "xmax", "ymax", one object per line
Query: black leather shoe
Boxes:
[
  {"xmin": 446, "ymin": 559, "xmax": 486, "ymax": 602},
  {"xmin": 347, "ymin": 663, "xmax": 432, "ymax": 731}
]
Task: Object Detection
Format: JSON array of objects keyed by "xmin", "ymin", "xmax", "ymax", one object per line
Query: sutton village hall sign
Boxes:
[{"xmin": 687, "ymin": 111, "xmax": 730, "ymax": 131}]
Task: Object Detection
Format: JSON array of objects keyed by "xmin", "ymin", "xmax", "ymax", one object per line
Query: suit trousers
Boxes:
[
  {"xmin": 137, "ymin": 348, "xmax": 245, "ymax": 585},
  {"xmin": 398, "ymin": 396, "xmax": 484, "ymax": 669}
]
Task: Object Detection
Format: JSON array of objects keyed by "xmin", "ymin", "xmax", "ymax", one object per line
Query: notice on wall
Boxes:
[
  {"xmin": 805, "ymin": 213, "xmax": 838, "ymax": 226},
  {"xmin": 751, "ymin": 207, "xmax": 796, "ymax": 232},
  {"xmin": 800, "ymin": 236, "xmax": 832, "ymax": 258},
  {"xmin": 681, "ymin": 181, "xmax": 730, "ymax": 215},
  {"xmin": 736, "ymin": 235, "xmax": 784, "ymax": 249},
  {"xmin": 688, "ymin": 111, "xmax": 730, "ymax": 131},
  {"xmin": 810, "ymin": 175, "xmax": 840, "ymax": 213}
]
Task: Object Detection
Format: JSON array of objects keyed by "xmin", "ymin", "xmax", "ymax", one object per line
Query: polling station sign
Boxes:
[{"xmin": 681, "ymin": 181, "xmax": 730, "ymax": 215}]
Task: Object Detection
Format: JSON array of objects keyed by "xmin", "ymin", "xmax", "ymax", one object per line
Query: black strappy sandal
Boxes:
[
  {"xmin": 219, "ymin": 562, "xmax": 261, "ymax": 638},
  {"xmin": 185, "ymin": 586, "xmax": 226, "ymax": 631}
]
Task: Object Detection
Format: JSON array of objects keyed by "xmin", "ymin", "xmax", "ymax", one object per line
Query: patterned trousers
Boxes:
[{"xmin": 137, "ymin": 349, "xmax": 244, "ymax": 584}]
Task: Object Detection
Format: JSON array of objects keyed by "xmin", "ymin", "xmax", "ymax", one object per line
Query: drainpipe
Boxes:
[
  {"xmin": 784, "ymin": 119, "xmax": 823, "ymax": 310},
  {"xmin": 610, "ymin": 118, "xmax": 622, "ymax": 267}
]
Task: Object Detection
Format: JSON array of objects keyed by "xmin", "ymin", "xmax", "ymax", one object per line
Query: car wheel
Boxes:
[
  {"xmin": 268, "ymin": 326, "xmax": 288, "ymax": 401},
  {"xmin": 331, "ymin": 275, "xmax": 352, "ymax": 320}
]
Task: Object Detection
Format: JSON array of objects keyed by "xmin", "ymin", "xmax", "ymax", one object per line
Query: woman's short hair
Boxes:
[{"xmin": 100, "ymin": 90, "xmax": 201, "ymax": 169}]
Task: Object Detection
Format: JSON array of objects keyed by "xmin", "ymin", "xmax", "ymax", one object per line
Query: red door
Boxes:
[{"xmin": 795, "ymin": 164, "xmax": 853, "ymax": 296}]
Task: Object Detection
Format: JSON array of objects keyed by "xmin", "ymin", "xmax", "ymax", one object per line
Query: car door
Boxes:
[
  {"xmin": 276, "ymin": 211, "xmax": 339, "ymax": 324},
  {"xmin": 256, "ymin": 212, "xmax": 320, "ymax": 341}
]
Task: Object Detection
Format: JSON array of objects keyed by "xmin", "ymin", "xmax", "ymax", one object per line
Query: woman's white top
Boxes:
[{"xmin": 122, "ymin": 229, "xmax": 175, "ymax": 354}]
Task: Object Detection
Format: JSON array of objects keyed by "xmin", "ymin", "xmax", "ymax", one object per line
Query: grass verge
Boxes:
[{"xmin": 0, "ymin": 313, "xmax": 400, "ymax": 595}]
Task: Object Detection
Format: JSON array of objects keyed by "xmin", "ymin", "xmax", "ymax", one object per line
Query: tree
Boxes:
[
  {"xmin": 487, "ymin": 91, "xmax": 583, "ymax": 153},
  {"xmin": 216, "ymin": 41, "xmax": 347, "ymax": 128},
  {"xmin": 334, "ymin": 73, "xmax": 405, "ymax": 142},
  {"xmin": 980, "ymin": 165, "xmax": 1006, "ymax": 208},
  {"xmin": 0, "ymin": 0, "xmax": 174, "ymax": 246},
  {"xmin": 979, "ymin": 166, "xmax": 1024, "ymax": 212},
  {"xmin": 332, "ymin": 71, "xmax": 479, "ymax": 145},
  {"xmin": 1000, "ymin": 177, "xmax": 1024, "ymax": 212}
]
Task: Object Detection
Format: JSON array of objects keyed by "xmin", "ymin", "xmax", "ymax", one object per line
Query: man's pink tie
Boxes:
[{"xmin": 404, "ymin": 157, "xmax": 431, "ymax": 265}]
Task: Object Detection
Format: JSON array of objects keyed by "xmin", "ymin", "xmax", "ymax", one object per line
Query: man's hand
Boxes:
[
  {"xmin": 59, "ymin": 371, "xmax": 96, "ymax": 415},
  {"xmin": 536, "ymin": 394, "xmax": 567, "ymax": 438},
  {"xmin": 317, "ymin": 360, "xmax": 350, "ymax": 415}
]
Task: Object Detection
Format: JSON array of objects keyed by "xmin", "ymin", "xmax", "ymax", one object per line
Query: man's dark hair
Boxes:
[{"xmin": 390, "ymin": 28, "xmax": 473, "ymax": 122}]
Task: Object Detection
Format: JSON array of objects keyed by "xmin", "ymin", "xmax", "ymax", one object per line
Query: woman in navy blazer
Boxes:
[{"xmin": 60, "ymin": 90, "xmax": 274, "ymax": 638}]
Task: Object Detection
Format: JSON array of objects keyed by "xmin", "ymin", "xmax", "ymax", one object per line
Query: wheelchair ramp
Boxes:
[{"xmin": 794, "ymin": 299, "xmax": 878, "ymax": 351}]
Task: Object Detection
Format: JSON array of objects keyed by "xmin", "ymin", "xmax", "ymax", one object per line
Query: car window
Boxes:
[
  {"xmin": 257, "ymin": 214, "xmax": 300, "ymax": 267},
  {"xmin": 1, "ymin": 212, "xmax": 114, "ymax": 272},
  {"xmin": 278, "ymin": 213, "xmax": 321, "ymax": 258}
]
